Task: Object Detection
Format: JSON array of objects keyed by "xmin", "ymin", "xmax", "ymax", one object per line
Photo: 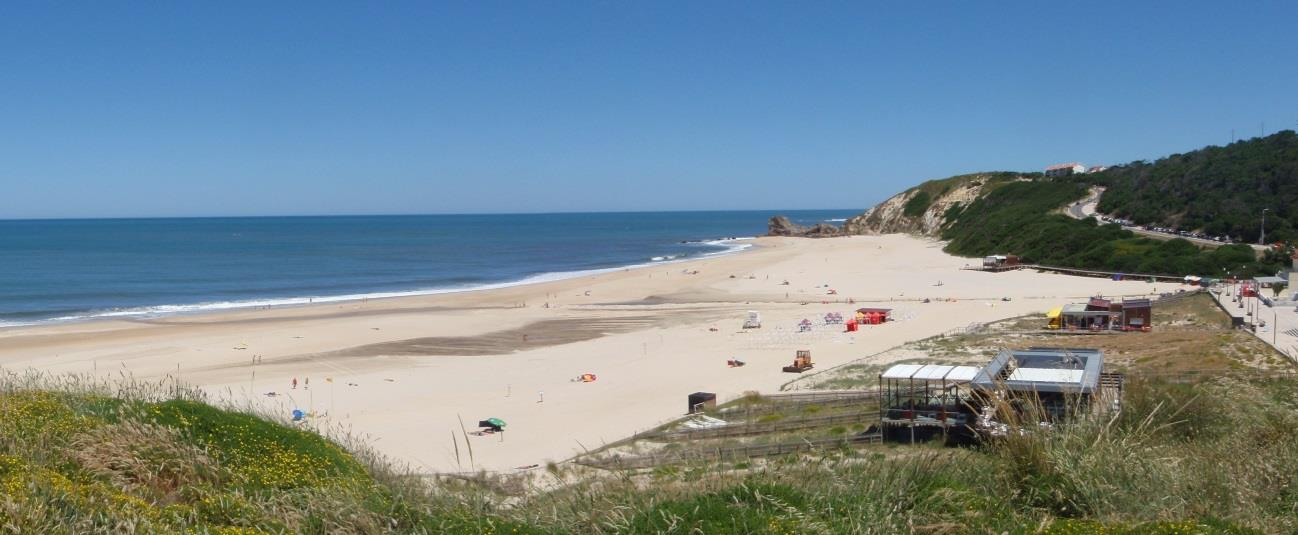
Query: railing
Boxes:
[{"xmin": 939, "ymin": 322, "xmax": 989, "ymax": 338}]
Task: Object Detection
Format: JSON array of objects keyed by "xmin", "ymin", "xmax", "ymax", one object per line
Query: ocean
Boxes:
[{"xmin": 0, "ymin": 210, "xmax": 857, "ymax": 326}]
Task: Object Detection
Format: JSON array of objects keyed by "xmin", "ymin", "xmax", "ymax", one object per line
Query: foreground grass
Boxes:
[
  {"xmin": 0, "ymin": 373, "xmax": 535, "ymax": 534},
  {"xmin": 1, "ymin": 368, "xmax": 1294, "ymax": 533},
  {"xmin": 527, "ymin": 376, "xmax": 1294, "ymax": 534}
]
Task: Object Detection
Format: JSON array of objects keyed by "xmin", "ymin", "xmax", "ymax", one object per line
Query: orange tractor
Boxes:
[{"xmin": 782, "ymin": 350, "xmax": 814, "ymax": 373}]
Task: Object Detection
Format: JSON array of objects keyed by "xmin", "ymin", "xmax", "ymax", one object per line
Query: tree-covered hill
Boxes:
[
  {"xmin": 1094, "ymin": 130, "xmax": 1298, "ymax": 243},
  {"xmin": 940, "ymin": 180, "xmax": 1272, "ymax": 276}
]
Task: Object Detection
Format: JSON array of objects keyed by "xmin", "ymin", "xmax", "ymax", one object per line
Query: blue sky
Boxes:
[{"xmin": 2, "ymin": 2, "xmax": 1296, "ymax": 219}]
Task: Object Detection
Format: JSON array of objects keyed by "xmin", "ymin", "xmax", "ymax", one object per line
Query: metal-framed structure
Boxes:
[{"xmin": 878, "ymin": 364, "xmax": 980, "ymax": 442}]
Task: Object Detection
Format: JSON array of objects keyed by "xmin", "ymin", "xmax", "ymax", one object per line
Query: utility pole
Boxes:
[{"xmin": 1260, "ymin": 208, "xmax": 1270, "ymax": 246}]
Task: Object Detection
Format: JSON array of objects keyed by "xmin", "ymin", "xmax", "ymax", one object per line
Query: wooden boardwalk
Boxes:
[{"xmin": 967, "ymin": 263, "xmax": 1193, "ymax": 283}]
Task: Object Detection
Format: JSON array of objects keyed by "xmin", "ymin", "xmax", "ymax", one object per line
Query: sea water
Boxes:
[{"xmin": 0, "ymin": 210, "xmax": 856, "ymax": 326}]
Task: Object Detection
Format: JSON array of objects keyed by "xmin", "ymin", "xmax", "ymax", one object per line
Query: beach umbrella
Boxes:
[{"xmin": 485, "ymin": 417, "xmax": 507, "ymax": 429}]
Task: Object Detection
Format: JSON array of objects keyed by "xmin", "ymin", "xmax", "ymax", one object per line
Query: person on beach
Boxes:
[
  {"xmin": 304, "ymin": 377, "xmax": 309, "ymax": 390},
  {"xmin": 291, "ymin": 377, "xmax": 297, "ymax": 390}
]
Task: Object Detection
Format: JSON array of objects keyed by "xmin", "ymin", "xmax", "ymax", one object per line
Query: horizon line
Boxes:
[{"xmin": 0, "ymin": 207, "xmax": 864, "ymax": 223}]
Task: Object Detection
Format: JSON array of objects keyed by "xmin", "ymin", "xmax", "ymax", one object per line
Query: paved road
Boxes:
[{"xmin": 1067, "ymin": 187, "xmax": 1103, "ymax": 219}]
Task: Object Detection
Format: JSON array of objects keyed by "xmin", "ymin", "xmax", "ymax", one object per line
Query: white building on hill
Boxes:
[{"xmin": 1044, "ymin": 162, "xmax": 1086, "ymax": 177}]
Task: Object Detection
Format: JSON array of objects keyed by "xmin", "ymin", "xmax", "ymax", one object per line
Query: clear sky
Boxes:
[{"xmin": 2, "ymin": 2, "xmax": 1296, "ymax": 219}]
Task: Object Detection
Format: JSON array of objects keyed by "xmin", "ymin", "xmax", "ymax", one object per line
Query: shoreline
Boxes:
[
  {"xmin": 0, "ymin": 236, "xmax": 759, "ymax": 330},
  {"xmin": 0, "ymin": 234, "xmax": 1189, "ymax": 472}
]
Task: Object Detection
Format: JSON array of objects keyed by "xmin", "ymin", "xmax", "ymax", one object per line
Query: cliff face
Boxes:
[
  {"xmin": 767, "ymin": 172, "xmax": 1025, "ymax": 238},
  {"xmin": 842, "ymin": 175, "xmax": 996, "ymax": 236}
]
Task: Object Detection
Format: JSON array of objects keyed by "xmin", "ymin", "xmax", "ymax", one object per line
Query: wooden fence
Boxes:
[
  {"xmin": 649, "ymin": 410, "xmax": 879, "ymax": 441},
  {"xmin": 576, "ymin": 433, "xmax": 884, "ymax": 470}
]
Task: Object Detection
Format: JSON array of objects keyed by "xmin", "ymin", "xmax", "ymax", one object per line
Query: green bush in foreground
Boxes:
[{"xmin": 0, "ymin": 376, "xmax": 534, "ymax": 534}]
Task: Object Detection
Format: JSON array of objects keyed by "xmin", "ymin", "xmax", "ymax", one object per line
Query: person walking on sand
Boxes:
[
  {"xmin": 292, "ymin": 377, "xmax": 298, "ymax": 390},
  {"xmin": 304, "ymin": 377, "xmax": 309, "ymax": 390},
  {"xmin": 537, "ymin": 390, "xmax": 544, "ymax": 403}
]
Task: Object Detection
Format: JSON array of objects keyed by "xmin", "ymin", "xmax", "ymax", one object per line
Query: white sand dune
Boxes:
[{"xmin": 0, "ymin": 235, "xmax": 1184, "ymax": 473}]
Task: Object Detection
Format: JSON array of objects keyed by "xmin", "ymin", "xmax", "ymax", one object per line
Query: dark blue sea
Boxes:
[{"xmin": 0, "ymin": 211, "xmax": 856, "ymax": 326}]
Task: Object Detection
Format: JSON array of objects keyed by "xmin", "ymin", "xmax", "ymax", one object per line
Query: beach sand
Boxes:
[{"xmin": 0, "ymin": 235, "xmax": 1185, "ymax": 473}]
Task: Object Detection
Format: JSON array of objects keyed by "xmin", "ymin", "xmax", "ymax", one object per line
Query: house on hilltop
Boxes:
[{"xmin": 1044, "ymin": 162, "xmax": 1086, "ymax": 177}]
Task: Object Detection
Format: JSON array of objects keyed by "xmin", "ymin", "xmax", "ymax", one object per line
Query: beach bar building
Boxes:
[
  {"xmin": 1119, "ymin": 298, "xmax": 1151, "ymax": 331},
  {"xmin": 879, "ymin": 348, "xmax": 1119, "ymax": 443},
  {"xmin": 878, "ymin": 364, "xmax": 981, "ymax": 442},
  {"xmin": 970, "ymin": 348, "xmax": 1105, "ymax": 422},
  {"xmin": 1051, "ymin": 303, "xmax": 1113, "ymax": 330},
  {"xmin": 1047, "ymin": 298, "xmax": 1152, "ymax": 332},
  {"xmin": 981, "ymin": 254, "xmax": 1020, "ymax": 270}
]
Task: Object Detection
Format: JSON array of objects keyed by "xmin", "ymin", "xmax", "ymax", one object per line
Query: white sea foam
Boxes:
[
  {"xmin": 826, "ymin": 218, "xmax": 847, "ymax": 222},
  {"xmin": 0, "ymin": 320, "xmax": 39, "ymax": 328},
  {"xmin": 699, "ymin": 238, "xmax": 755, "ymax": 257},
  {"xmin": 1, "ymin": 236, "xmax": 759, "ymax": 328}
]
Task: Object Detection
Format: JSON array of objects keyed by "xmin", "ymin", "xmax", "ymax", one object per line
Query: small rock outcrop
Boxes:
[{"xmin": 767, "ymin": 216, "xmax": 843, "ymax": 238}]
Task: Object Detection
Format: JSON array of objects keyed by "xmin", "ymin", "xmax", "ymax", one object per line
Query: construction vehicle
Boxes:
[{"xmin": 782, "ymin": 350, "xmax": 814, "ymax": 373}]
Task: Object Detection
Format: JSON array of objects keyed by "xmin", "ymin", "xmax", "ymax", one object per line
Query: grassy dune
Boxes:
[
  {"xmin": 0, "ymin": 374, "xmax": 532, "ymax": 534},
  {"xmin": 4, "ymin": 377, "xmax": 1293, "ymax": 533}
]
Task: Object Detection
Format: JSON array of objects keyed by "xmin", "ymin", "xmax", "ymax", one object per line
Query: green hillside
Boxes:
[
  {"xmin": 939, "ymin": 179, "xmax": 1274, "ymax": 276},
  {"xmin": 1094, "ymin": 130, "xmax": 1298, "ymax": 243}
]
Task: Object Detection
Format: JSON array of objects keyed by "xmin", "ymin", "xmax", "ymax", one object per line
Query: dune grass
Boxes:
[
  {"xmin": 513, "ymin": 376, "xmax": 1293, "ymax": 534},
  {"xmin": 0, "ymin": 372, "xmax": 538, "ymax": 534}
]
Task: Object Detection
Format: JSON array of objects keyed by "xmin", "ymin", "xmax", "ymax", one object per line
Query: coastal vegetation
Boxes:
[
  {"xmin": 3, "ymin": 374, "xmax": 1291, "ymax": 533},
  {"xmin": 0, "ymin": 374, "xmax": 530, "ymax": 534},
  {"xmin": 940, "ymin": 180, "xmax": 1277, "ymax": 276},
  {"xmin": 827, "ymin": 132, "xmax": 1298, "ymax": 278},
  {"xmin": 901, "ymin": 189, "xmax": 931, "ymax": 217},
  {"xmin": 1094, "ymin": 130, "xmax": 1298, "ymax": 243}
]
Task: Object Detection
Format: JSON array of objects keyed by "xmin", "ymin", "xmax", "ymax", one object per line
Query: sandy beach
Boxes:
[{"xmin": 0, "ymin": 235, "xmax": 1186, "ymax": 473}]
